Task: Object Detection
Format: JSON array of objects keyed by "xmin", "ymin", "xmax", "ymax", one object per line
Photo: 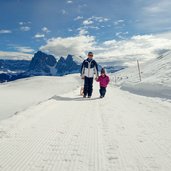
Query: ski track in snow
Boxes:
[{"xmin": 0, "ymin": 83, "xmax": 171, "ymax": 171}]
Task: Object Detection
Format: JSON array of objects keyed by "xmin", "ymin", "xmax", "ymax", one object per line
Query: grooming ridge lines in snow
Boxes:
[{"xmin": 0, "ymin": 76, "xmax": 171, "ymax": 170}]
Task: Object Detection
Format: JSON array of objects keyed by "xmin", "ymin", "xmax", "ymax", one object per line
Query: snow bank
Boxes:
[
  {"xmin": 121, "ymin": 82, "xmax": 171, "ymax": 99},
  {"xmin": 0, "ymin": 74, "xmax": 81, "ymax": 120},
  {"xmin": 113, "ymin": 50, "xmax": 171, "ymax": 100}
]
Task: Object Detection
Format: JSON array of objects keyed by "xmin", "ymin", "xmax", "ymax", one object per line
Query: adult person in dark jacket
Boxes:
[{"xmin": 80, "ymin": 52, "xmax": 99, "ymax": 98}]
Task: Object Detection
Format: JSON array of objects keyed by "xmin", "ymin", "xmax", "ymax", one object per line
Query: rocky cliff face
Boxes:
[
  {"xmin": 56, "ymin": 54, "xmax": 80, "ymax": 75},
  {"xmin": 29, "ymin": 51, "xmax": 57, "ymax": 76},
  {"xmin": 29, "ymin": 51, "xmax": 81, "ymax": 76}
]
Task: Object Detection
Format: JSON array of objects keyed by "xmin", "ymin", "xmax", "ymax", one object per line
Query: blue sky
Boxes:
[{"xmin": 1, "ymin": 0, "xmax": 171, "ymax": 65}]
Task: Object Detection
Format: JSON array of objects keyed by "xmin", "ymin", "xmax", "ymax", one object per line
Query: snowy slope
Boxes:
[
  {"xmin": 0, "ymin": 74, "xmax": 171, "ymax": 170},
  {"xmin": 113, "ymin": 50, "xmax": 171, "ymax": 99},
  {"xmin": 0, "ymin": 74, "xmax": 80, "ymax": 120}
]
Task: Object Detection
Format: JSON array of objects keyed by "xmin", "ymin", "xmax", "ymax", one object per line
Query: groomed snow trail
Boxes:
[{"xmin": 0, "ymin": 83, "xmax": 171, "ymax": 171}]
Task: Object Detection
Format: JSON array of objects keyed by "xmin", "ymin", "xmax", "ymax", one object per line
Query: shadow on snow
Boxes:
[{"xmin": 51, "ymin": 95, "xmax": 100, "ymax": 101}]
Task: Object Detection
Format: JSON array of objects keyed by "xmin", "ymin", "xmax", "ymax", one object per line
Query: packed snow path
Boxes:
[{"xmin": 0, "ymin": 83, "xmax": 171, "ymax": 171}]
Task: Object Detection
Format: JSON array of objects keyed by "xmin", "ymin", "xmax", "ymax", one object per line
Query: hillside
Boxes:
[
  {"xmin": 113, "ymin": 51, "xmax": 171, "ymax": 99},
  {"xmin": 0, "ymin": 74, "xmax": 80, "ymax": 120}
]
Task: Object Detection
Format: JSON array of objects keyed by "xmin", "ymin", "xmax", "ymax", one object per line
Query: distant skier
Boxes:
[
  {"xmin": 80, "ymin": 52, "xmax": 99, "ymax": 98},
  {"xmin": 96, "ymin": 68, "xmax": 110, "ymax": 98}
]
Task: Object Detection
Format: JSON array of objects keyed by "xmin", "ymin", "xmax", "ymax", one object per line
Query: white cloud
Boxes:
[
  {"xmin": 68, "ymin": 28, "xmax": 73, "ymax": 32},
  {"xmin": 42, "ymin": 27, "xmax": 50, "ymax": 33},
  {"xmin": 0, "ymin": 51, "xmax": 32, "ymax": 60},
  {"xmin": 143, "ymin": 0, "xmax": 171, "ymax": 14},
  {"xmin": 40, "ymin": 35, "xmax": 96, "ymax": 57},
  {"xmin": 78, "ymin": 28, "xmax": 89, "ymax": 35},
  {"xmin": 19, "ymin": 21, "xmax": 31, "ymax": 25},
  {"xmin": 115, "ymin": 32, "xmax": 122, "ymax": 36},
  {"xmin": 115, "ymin": 32, "xmax": 129, "ymax": 39},
  {"xmin": 103, "ymin": 40, "xmax": 117, "ymax": 46},
  {"xmin": 114, "ymin": 20, "xmax": 124, "ymax": 25},
  {"xmin": 89, "ymin": 26, "xmax": 100, "ymax": 30},
  {"xmin": 82, "ymin": 16, "xmax": 110, "ymax": 33},
  {"xmin": 0, "ymin": 29, "xmax": 12, "ymax": 34},
  {"xmin": 136, "ymin": 0, "xmax": 171, "ymax": 31},
  {"xmin": 74, "ymin": 16, "xmax": 83, "ymax": 21},
  {"xmin": 144, "ymin": 6, "xmax": 163, "ymax": 13},
  {"xmin": 19, "ymin": 21, "xmax": 31, "ymax": 32},
  {"xmin": 39, "ymin": 30, "xmax": 171, "ymax": 66},
  {"xmin": 94, "ymin": 33, "xmax": 171, "ymax": 66},
  {"xmin": 83, "ymin": 19, "xmax": 93, "ymax": 25},
  {"xmin": 155, "ymin": 31, "xmax": 171, "ymax": 39},
  {"xmin": 83, "ymin": 16, "xmax": 109, "ymax": 26},
  {"xmin": 19, "ymin": 22, "xmax": 24, "ymax": 25},
  {"xmin": 34, "ymin": 34, "xmax": 45, "ymax": 38},
  {"xmin": 91, "ymin": 16, "xmax": 109, "ymax": 23},
  {"xmin": 15, "ymin": 46, "xmax": 34, "ymax": 53},
  {"xmin": 61, "ymin": 9, "xmax": 67, "ymax": 15},
  {"xmin": 20, "ymin": 26, "xmax": 31, "ymax": 31},
  {"xmin": 67, "ymin": 0, "xmax": 73, "ymax": 4},
  {"xmin": 77, "ymin": 4, "xmax": 87, "ymax": 12}
]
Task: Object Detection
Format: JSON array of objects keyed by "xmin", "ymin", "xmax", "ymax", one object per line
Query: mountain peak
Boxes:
[
  {"xmin": 66, "ymin": 54, "xmax": 73, "ymax": 62},
  {"xmin": 29, "ymin": 51, "xmax": 57, "ymax": 75},
  {"xmin": 0, "ymin": 51, "xmax": 82, "ymax": 82}
]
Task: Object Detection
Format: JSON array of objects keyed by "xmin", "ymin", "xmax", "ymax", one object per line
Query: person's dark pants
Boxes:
[
  {"xmin": 84, "ymin": 76, "xmax": 93, "ymax": 97},
  {"xmin": 99, "ymin": 86, "xmax": 106, "ymax": 97}
]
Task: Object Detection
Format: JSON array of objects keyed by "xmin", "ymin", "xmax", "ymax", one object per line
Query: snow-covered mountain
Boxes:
[
  {"xmin": 56, "ymin": 54, "xmax": 81, "ymax": 76},
  {"xmin": 113, "ymin": 50, "xmax": 171, "ymax": 99},
  {"xmin": 29, "ymin": 51, "xmax": 81, "ymax": 76},
  {"xmin": 69, "ymin": 54, "xmax": 84, "ymax": 65},
  {"xmin": 0, "ymin": 51, "xmax": 82, "ymax": 82},
  {"xmin": 29, "ymin": 51, "xmax": 57, "ymax": 76}
]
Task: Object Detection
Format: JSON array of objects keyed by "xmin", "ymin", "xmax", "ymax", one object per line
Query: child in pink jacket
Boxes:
[{"xmin": 96, "ymin": 68, "xmax": 110, "ymax": 98}]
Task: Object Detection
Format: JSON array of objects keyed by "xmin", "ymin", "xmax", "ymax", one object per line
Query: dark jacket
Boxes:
[{"xmin": 80, "ymin": 58, "xmax": 98, "ymax": 78}]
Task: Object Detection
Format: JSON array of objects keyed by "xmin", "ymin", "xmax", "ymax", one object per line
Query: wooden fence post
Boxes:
[{"xmin": 137, "ymin": 60, "xmax": 142, "ymax": 82}]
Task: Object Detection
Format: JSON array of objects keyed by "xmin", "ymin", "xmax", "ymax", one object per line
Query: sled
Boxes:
[{"xmin": 80, "ymin": 86, "xmax": 84, "ymax": 96}]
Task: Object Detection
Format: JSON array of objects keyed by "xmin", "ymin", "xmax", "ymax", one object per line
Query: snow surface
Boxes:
[
  {"xmin": 0, "ymin": 74, "xmax": 80, "ymax": 120},
  {"xmin": 113, "ymin": 50, "xmax": 171, "ymax": 100},
  {"xmin": 0, "ymin": 74, "xmax": 171, "ymax": 170}
]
